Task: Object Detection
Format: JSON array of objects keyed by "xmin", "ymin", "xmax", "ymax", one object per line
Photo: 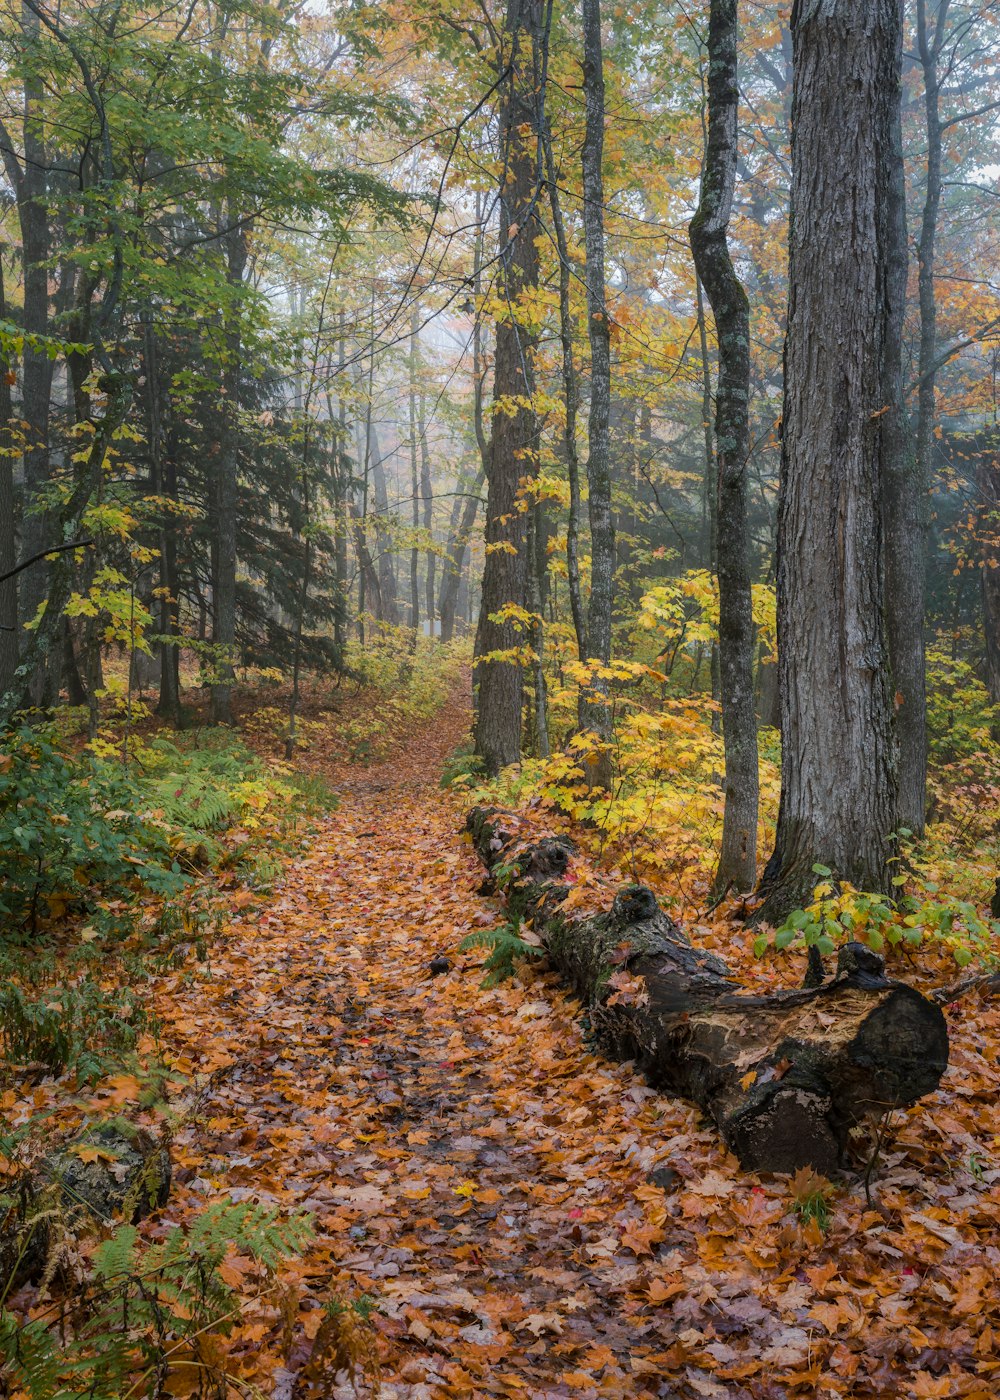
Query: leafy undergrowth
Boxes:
[
  {"xmin": 8, "ymin": 695, "xmax": 997, "ymax": 1395},
  {"xmin": 6, "ymin": 678, "xmax": 1000, "ymax": 1397}
]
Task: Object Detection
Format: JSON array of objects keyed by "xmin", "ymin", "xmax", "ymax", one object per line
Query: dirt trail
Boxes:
[
  {"xmin": 151, "ymin": 693, "xmax": 1000, "ymax": 1400},
  {"xmin": 153, "ymin": 693, "xmax": 704, "ymax": 1399}
]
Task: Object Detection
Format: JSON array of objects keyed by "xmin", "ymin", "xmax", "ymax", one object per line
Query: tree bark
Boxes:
[
  {"xmin": 419, "ymin": 388, "xmax": 435, "ymax": 634},
  {"xmin": 759, "ymin": 0, "xmax": 901, "ymax": 922},
  {"xmin": 543, "ymin": 125, "xmax": 587, "ymax": 662},
  {"xmin": 16, "ymin": 3, "xmax": 58, "ymax": 705},
  {"xmin": 580, "ymin": 0, "xmax": 615, "ymax": 787},
  {"xmin": 467, "ymin": 806, "xmax": 948, "ymax": 1175},
  {"xmin": 689, "ymin": 0, "xmax": 759, "ymax": 895},
  {"xmin": 0, "ymin": 260, "xmax": 18, "ymax": 697},
  {"xmin": 208, "ymin": 215, "xmax": 246, "ymax": 726},
  {"xmin": 473, "ymin": 0, "xmax": 543, "ymax": 775},
  {"xmin": 440, "ymin": 472, "xmax": 486, "ymax": 646},
  {"xmin": 979, "ymin": 443, "xmax": 1000, "ymax": 715},
  {"xmin": 408, "ymin": 313, "xmax": 422, "ymax": 635},
  {"xmin": 883, "ymin": 8, "xmax": 926, "ymax": 835}
]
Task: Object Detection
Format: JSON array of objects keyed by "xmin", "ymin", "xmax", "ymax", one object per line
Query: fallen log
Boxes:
[{"xmin": 467, "ymin": 807, "xmax": 949, "ymax": 1175}]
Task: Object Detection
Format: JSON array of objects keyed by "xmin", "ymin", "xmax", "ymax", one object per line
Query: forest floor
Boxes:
[{"xmin": 143, "ymin": 684, "xmax": 1000, "ymax": 1400}]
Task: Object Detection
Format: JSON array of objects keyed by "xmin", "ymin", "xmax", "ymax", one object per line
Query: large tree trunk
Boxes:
[
  {"xmin": 467, "ymin": 807, "xmax": 948, "ymax": 1175},
  {"xmin": 689, "ymin": 0, "xmax": 759, "ymax": 895},
  {"xmin": 473, "ymin": 0, "xmax": 543, "ymax": 775},
  {"xmin": 759, "ymin": 0, "xmax": 901, "ymax": 922},
  {"xmin": 580, "ymin": 0, "xmax": 614, "ymax": 786}
]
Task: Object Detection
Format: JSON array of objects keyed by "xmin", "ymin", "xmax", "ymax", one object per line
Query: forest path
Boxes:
[{"xmin": 152, "ymin": 690, "xmax": 694, "ymax": 1399}]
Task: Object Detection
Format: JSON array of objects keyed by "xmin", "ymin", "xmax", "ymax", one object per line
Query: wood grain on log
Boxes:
[{"xmin": 467, "ymin": 806, "xmax": 949, "ymax": 1175}]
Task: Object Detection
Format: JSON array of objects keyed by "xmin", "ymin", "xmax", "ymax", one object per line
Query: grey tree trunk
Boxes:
[
  {"xmin": 689, "ymin": 0, "xmax": 759, "ymax": 895},
  {"xmin": 408, "ymin": 315, "xmax": 421, "ymax": 634},
  {"xmin": 883, "ymin": 11, "xmax": 926, "ymax": 835},
  {"xmin": 419, "ymin": 390, "xmax": 435, "ymax": 633},
  {"xmin": 367, "ymin": 423, "xmax": 400, "ymax": 625},
  {"xmin": 0, "ymin": 261, "xmax": 18, "ymax": 697},
  {"xmin": 473, "ymin": 0, "xmax": 543, "ymax": 775},
  {"xmin": 439, "ymin": 471, "xmax": 486, "ymax": 646},
  {"xmin": 758, "ymin": 0, "xmax": 901, "ymax": 923},
  {"xmin": 543, "ymin": 127, "xmax": 587, "ymax": 662},
  {"xmin": 695, "ymin": 277, "xmax": 722, "ymax": 730},
  {"xmin": 979, "ymin": 447, "xmax": 1000, "ymax": 716},
  {"xmin": 580, "ymin": 0, "xmax": 615, "ymax": 787},
  {"xmin": 16, "ymin": 5, "xmax": 57, "ymax": 704},
  {"xmin": 209, "ymin": 217, "xmax": 246, "ymax": 726}
]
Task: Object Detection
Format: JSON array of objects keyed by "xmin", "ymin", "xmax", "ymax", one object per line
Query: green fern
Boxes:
[
  {"xmin": 1, "ymin": 1199, "xmax": 316, "ymax": 1400},
  {"xmin": 459, "ymin": 919, "xmax": 545, "ymax": 987}
]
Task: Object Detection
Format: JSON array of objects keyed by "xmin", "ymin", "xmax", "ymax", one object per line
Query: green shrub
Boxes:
[
  {"xmin": 0, "ymin": 730, "xmax": 188, "ymax": 935},
  {"xmin": 0, "ymin": 975, "xmax": 153, "ymax": 1079},
  {"xmin": 753, "ymin": 862, "xmax": 1000, "ymax": 970},
  {"xmin": 926, "ymin": 649, "xmax": 1000, "ymax": 762}
]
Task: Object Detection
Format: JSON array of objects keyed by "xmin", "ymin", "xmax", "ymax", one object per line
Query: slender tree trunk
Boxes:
[
  {"xmin": 408, "ymin": 314, "xmax": 421, "ymax": 635},
  {"xmin": 979, "ymin": 443, "xmax": 1000, "ymax": 717},
  {"xmin": 525, "ymin": 501, "xmax": 550, "ymax": 757},
  {"xmin": 473, "ymin": 0, "xmax": 544, "ymax": 775},
  {"xmin": 580, "ymin": 0, "xmax": 615, "ymax": 787},
  {"xmin": 209, "ymin": 216, "xmax": 246, "ymax": 726},
  {"xmin": 543, "ymin": 127, "xmax": 587, "ymax": 661},
  {"xmin": 758, "ymin": 0, "xmax": 901, "ymax": 923},
  {"xmin": 695, "ymin": 276, "xmax": 721, "ymax": 729},
  {"xmin": 18, "ymin": 6, "xmax": 57, "ymax": 705},
  {"xmin": 0, "ymin": 261, "xmax": 18, "ymax": 696},
  {"xmin": 367, "ymin": 424, "xmax": 400, "ymax": 625},
  {"xmin": 418, "ymin": 389, "xmax": 435, "ymax": 634},
  {"xmin": 689, "ymin": 0, "xmax": 759, "ymax": 895},
  {"xmin": 440, "ymin": 472, "xmax": 486, "ymax": 645},
  {"xmin": 158, "ymin": 435, "xmax": 183, "ymax": 724},
  {"xmin": 883, "ymin": 11, "xmax": 926, "ymax": 835}
]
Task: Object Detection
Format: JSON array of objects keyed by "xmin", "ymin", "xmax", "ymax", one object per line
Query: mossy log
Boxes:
[
  {"xmin": 0, "ymin": 1122, "xmax": 170, "ymax": 1293},
  {"xmin": 467, "ymin": 806, "xmax": 949, "ymax": 1175}
]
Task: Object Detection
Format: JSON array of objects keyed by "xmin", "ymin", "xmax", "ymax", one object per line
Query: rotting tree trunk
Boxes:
[
  {"xmin": 758, "ymin": 0, "xmax": 901, "ymax": 923},
  {"xmin": 689, "ymin": 0, "xmax": 759, "ymax": 895},
  {"xmin": 467, "ymin": 807, "xmax": 948, "ymax": 1175}
]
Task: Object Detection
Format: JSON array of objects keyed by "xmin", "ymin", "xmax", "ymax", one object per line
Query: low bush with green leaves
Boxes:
[
  {"xmin": 0, "ymin": 973, "xmax": 153, "ymax": 1080},
  {"xmin": 0, "ymin": 729, "xmax": 188, "ymax": 935},
  {"xmin": 754, "ymin": 861, "xmax": 1000, "ymax": 969},
  {"xmin": 926, "ymin": 649, "xmax": 1000, "ymax": 761}
]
